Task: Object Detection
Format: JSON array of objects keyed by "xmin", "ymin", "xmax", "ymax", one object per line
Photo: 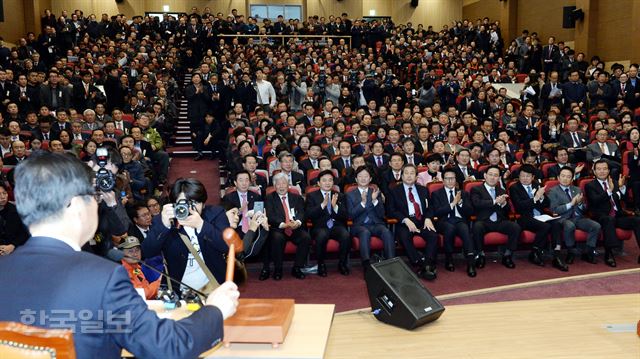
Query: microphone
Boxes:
[{"xmin": 106, "ymin": 248, "xmax": 207, "ymax": 298}]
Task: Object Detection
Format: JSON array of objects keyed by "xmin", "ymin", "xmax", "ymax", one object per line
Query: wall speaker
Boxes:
[
  {"xmin": 411, "ymin": 0, "xmax": 419, "ymax": 8},
  {"xmin": 365, "ymin": 258, "xmax": 445, "ymax": 330},
  {"xmin": 563, "ymin": 6, "xmax": 577, "ymax": 28}
]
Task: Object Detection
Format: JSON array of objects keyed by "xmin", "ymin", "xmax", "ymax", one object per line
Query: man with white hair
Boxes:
[{"xmin": 81, "ymin": 108, "xmax": 104, "ymax": 131}]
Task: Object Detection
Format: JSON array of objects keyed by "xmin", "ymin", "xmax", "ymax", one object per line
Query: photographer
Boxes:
[
  {"xmin": 142, "ymin": 178, "xmax": 231, "ymax": 290},
  {"xmin": 288, "ymin": 71, "xmax": 307, "ymax": 112},
  {"xmin": 87, "ymin": 146, "xmax": 132, "ymax": 255}
]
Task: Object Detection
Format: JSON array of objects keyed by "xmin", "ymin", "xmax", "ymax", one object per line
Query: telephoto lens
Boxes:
[{"xmin": 174, "ymin": 199, "xmax": 191, "ymax": 221}]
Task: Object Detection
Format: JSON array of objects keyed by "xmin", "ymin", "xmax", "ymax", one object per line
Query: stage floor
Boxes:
[{"xmin": 326, "ymin": 294, "xmax": 640, "ymax": 359}]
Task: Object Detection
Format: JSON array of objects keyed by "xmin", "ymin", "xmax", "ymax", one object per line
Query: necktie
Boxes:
[
  {"xmin": 394, "ymin": 172, "xmax": 400, "ymax": 181},
  {"xmin": 241, "ymin": 193, "xmax": 249, "ymax": 233},
  {"xmin": 408, "ymin": 187, "xmax": 422, "ymax": 221},
  {"xmin": 281, "ymin": 196, "xmax": 293, "ymax": 236},
  {"xmin": 599, "ymin": 142, "xmax": 606, "ymax": 155},
  {"xmin": 117, "ymin": 122, "xmax": 123, "ymax": 130},
  {"xmin": 408, "ymin": 156, "xmax": 413, "ymax": 165},
  {"xmin": 345, "ymin": 158, "xmax": 350, "ymax": 168},
  {"xmin": 44, "ymin": 133, "xmax": 49, "ymax": 141},
  {"xmin": 143, "ymin": 230, "xmax": 148, "ymax": 238},
  {"xmin": 376, "ymin": 156, "xmax": 382, "ymax": 167},
  {"xmin": 490, "ymin": 187, "xmax": 498, "ymax": 222},
  {"xmin": 602, "ymin": 181, "xmax": 617, "ymax": 216},
  {"xmin": 572, "ymin": 132, "xmax": 580, "ymax": 147},
  {"xmin": 312, "ymin": 159, "xmax": 317, "ymax": 169},
  {"xmin": 325, "ymin": 193, "xmax": 334, "ymax": 229},
  {"xmin": 362, "ymin": 190, "xmax": 370, "ymax": 224},
  {"xmin": 527, "ymin": 186, "xmax": 542, "ymax": 216},
  {"xmin": 564, "ymin": 188, "xmax": 572, "ymax": 201},
  {"xmin": 449, "ymin": 189, "xmax": 456, "ymax": 218},
  {"xmin": 462, "ymin": 167, "xmax": 468, "ymax": 178}
]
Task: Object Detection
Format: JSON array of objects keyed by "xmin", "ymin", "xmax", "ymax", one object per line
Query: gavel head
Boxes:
[{"xmin": 222, "ymin": 228, "xmax": 244, "ymax": 253}]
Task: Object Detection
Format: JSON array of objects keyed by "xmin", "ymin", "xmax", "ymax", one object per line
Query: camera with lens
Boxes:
[
  {"xmin": 318, "ymin": 66, "xmax": 327, "ymax": 90},
  {"xmin": 95, "ymin": 147, "xmax": 116, "ymax": 192},
  {"xmin": 285, "ymin": 68, "xmax": 296, "ymax": 83},
  {"xmin": 174, "ymin": 198, "xmax": 193, "ymax": 221}
]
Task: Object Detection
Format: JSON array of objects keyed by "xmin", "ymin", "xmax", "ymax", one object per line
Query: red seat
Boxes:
[
  {"xmin": 352, "ymin": 236, "xmax": 384, "ymax": 251},
  {"xmin": 541, "ymin": 162, "xmax": 557, "ymax": 178}
]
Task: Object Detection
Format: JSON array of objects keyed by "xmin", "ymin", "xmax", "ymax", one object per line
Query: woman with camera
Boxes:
[{"xmin": 142, "ymin": 178, "xmax": 231, "ymax": 292}]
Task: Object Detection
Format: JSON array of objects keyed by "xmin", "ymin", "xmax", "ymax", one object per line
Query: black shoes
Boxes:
[
  {"xmin": 444, "ymin": 256, "xmax": 455, "ymax": 272},
  {"xmin": 193, "ymin": 154, "xmax": 203, "ymax": 161},
  {"xmin": 501, "ymin": 255, "xmax": 516, "ymax": 269},
  {"xmin": 338, "ymin": 261, "xmax": 350, "ymax": 276},
  {"xmin": 565, "ymin": 252, "xmax": 575, "ymax": 264},
  {"xmin": 475, "ymin": 253, "xmax": 486, "ymax": 269},
  {"xmin": 552, "ymin": 255, "xmax": 569, "ymax": 272},
  {"xmin": 466, "ymin": 255, "xmax": 477, "ymax": 278},
  {"xmin": 581, "ymin": 250, "xmax": 598, "ymax": 264},
  {"xmin": 258, "ymin": 268, "xmax": 270, "ymax": 281},
  {"xmin": 604, "ymin": 250, "xmax": 617, "ymax": 268},
  {"xmin": 528, "ymin": 249, "xmax": 545, "ymax": 267},
  {"xmin": 273, "ymin": 269, "xmax": 283, "ymax": 281},
  {"xmin": 420, "ymin": 264, "xmax": 437, "ymax": 280},
  {"xmin": 291, "ymin": 266, "xmax": 306, "ymax": 279},
  {"xmin": 317, "ymin": 263, "xmax": 328, "ymax": 277}
]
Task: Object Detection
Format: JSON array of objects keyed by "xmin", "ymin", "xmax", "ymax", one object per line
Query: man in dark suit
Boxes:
[
  {"xmin": 346, "ymin": 166, "xmax": 395, "ymax": 272},
  {"xmin": 548, "ymin": 166, "xmax": 601, "ymax": 264},
  {"xmin": 401, "ymin": 137, "xmax": 425, "ymax": 167},
  {"xmin": 0, "ymin": 153, "xmax": 239, "ymax": 359},
  {"xmin": 470, "ymin": 166, "xmax": 521, "ymax": 269},
  {"xmin": 379, "ymin": 153, "xmax": 404, "ymax": 197},
  {"xmin": 366, "ymin": 140, "xmax": 389, "ymax": 173},
  {"xmin": 221, "ymin": 171, "xmax": 262, "ymax": 235},
  {"xmin": 515, "ymin": 105, "xmax": 540, "ymax": 146},
  {"xmin": 388, "ymin": 165, "xmax": 439, "ymax": 279},
  {"xmin": 39, "ymin": 71, "xmax": 71, "ymax": 110},
  {"xmin": 547, "ymin": 147, "xmax": 585, "ymax": 179},
  {"xmin": 298, "ymin": 142, "xmax": 322, "ymax": 177},
  {"xmin": 452, "ymin": 149, "xmax": 480, "ymax": 188},
  {"xmin": 509, "ymin": 164, "xmax": 567, "ymax": 271},
  {"xmin": 431, "ymin": 168, "xmax": 476, "ymax": 277},
  {"xmin": 265, "ymin": 172, "xmax": 311, "ymax": 280},
  {"xmin": 585, "ymin": 160, "xmax": 640, "ymax": 267},
  {"xmin": 127, "ymin": 202, "xmax": 153, "ymax": 243},
  {"xmin": 542, "ymin": 37, "xmax": 561, "ymax": 74},
  {"xmin": 540, "ymin": 71, "xmax": 564, "ymax": 112},
  {"xmin": 562, "ymin": 70, "xmax": 587, "ymax": 111},
  {"xmin": 558, "ymin": 117, "xmax": 588, "ymax": 162},
  {"xmin": 305, "ymin": 170, "xmax": 351, "ymax": 276},
  {"xmin": 112, "ymin": 108, "xmax": 133, "ymax": 135},
  {"xmin": 72, "ymin": 70, "xmax": 105, "ymax": 112},
  {"xmin": 274, "ymin": 152, "xmax": 306, "ymax": 193},
  {"xmin": 331, "ymin": 140, "xmax": 354, "ymax": 175}
]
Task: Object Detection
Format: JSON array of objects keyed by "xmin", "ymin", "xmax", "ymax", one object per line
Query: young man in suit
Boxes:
[
  {"xmin": 547, "ymin": 166, "xmax": 601, "ymax": 264},
  {"xmin": 388, "ymin": 164, "xmax": 439, "ymax": 280},
  {"xmin": 366, "ymin": 140, "xmax": 389, "ymax": 173},
  {"xmin": 401, "ymin": 137, "xmax": 425, "ymax": 166},
  {"xmin": 0, "ymin": 153, "xmax": 239, "ymax": 358},
  {"xmin": 379, "ymin": 153, "xmax": 405, "ymax": 197},
  {"xmin": 265, "ymin": 172, "xmax": 311, "ymax": 280},
  {"xmin": 585, "ymin": 160, "xmax": 640, "ymax": 267},
  {"xmin": 431, "ymin": 168, "xmax": 476, "ymax": 277},
  {"xmin": 305, "ymin": 170, "xmax": 351, "ymax": 276},
  {"xmin": 509, "ymin": 164, "xmax": 567, "ymax": 271},
  {"xmin": 558, "ymin": 117, "xmax": 588, "ymax": 162},
  {"xmin": 470, "ymin": 166, "xmax": 521, "ymax": 269},
  {"xmin": 331, "ymin": 140, "xmax": 354, "ymax": 175},
  {"xmin": 452, "ymin": 149, "xmax": 479, "ymax": 188},
  {"xmin": 547, "ymin": 147, "xmax": 584, "ymax": 179},
  {"xmin": 298, "ymin": 142, "xmax": 323, "ymax": 177},
  {"xmin": 346, "ymin": 166, "xmax": 395, "ymax": 273}
]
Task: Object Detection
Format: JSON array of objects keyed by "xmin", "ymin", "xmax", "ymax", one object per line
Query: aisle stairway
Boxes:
[{"xmin": 168, "ymin": 72, "xmax": 204, "ymax": 157}]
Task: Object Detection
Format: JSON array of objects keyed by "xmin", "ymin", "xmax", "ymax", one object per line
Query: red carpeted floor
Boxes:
[{"xmin": 167, "ymin": 154, "xmax": 640, "ymax": 313}]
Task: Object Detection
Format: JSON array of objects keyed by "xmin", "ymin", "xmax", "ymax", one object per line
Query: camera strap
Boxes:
[{"xmin": 178, "ymin": 233, "xmax": 220, "ymax": 295}]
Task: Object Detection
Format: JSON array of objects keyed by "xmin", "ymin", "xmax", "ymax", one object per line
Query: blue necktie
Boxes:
[
  {"xmin": 527, "ymin": 186, "xmax": 541, "ymax": 216},
  {"xmin": 325, "ymin": 193, "xmax": 334, "ymax": 229},
  {"xmin": 490, "ymin": 187, "xmax": 498, "ymax": 222}
]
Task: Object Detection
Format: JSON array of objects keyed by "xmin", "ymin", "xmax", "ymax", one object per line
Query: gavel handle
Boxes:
[{"xmin": 226, "ymin": 243, "xmax": 235, "ymax": 282}]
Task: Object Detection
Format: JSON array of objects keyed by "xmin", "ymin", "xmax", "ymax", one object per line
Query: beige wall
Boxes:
[
  {"xmin": 305, "ymin": 0, "xmax": 360, "ymax": 20},
  {"xmin": 392, "ymin": 0, "xmax": 462, "ymax": 29},
  {"xmin": 0, "ymin": 0, "xmax": 27, "ymax": 44},
  {"xmin": 593, "ymin": 0, "xmax": 634, "ymax": 64},
  {"xmin": 516, "ymin": 0, "xmax": 575, "ymax": 44}
]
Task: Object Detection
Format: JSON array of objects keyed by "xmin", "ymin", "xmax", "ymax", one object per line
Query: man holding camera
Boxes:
[
  {"xmin": 0, "ymin": 153, "xmax": 239, "ymax": 358},
  {"xmin": 143, "ymin": 178, "xmax": 232, "ymax": 289}
]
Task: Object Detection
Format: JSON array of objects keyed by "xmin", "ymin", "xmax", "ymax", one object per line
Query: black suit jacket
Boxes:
[
  {"xmin": 367, "ymin": 154, "xmax": 390, "ymax": 171},
  {"xmin": 39, "ymin": 85, "xmax": 71, "ymax": 110},
  {"xmin": 305, "ymin": 190, "xmax": 349, "ymax": 228},
  {"xmin": 72, "ymin": 81, "xmax": 104, "ymax": 112},
  {"xmin": 298, "ymin": 158, "xmax": 319, "ymax": 177},
  {"xmin": 559, "ymin": 131, "xmax": 588, "ymax": 149},
  {"xmin": 403, "ymin": 153, "xmax": 425, "ymax": 167},
  {"xmin": 585, "ymin": 178, "xmax": 624, "ymax": 219},
  {"xmin": 509, "ymin": 182, "xmax": 549, "ymax": 218},
  {"xmin": 222, "ymin": 190, "xmax": 262, "ymax": 211},
  {"xmin": 331, "ymin": 156, "xmax": 353, "ymax": 175},
  {"xmin": 0, "ymin": 237, "xmax": 223, "ymax": 359},
  {"xmin": 388, "ymin": 183, "xmax": 432, "ymax": 225},
  {"xmin": 431, "ymin": 187, "xmax": 473, "ymax": 221},
  {"xmin": 265, "ymin": 191, "xmax": 306, "ymax": 229},
  {"xmin": 470, "ymin": 184, "xmax": 511, "ymax": 221},
  {"xmin": 452, "ymin": 165, "xmax": 480, "ymax": 188}
]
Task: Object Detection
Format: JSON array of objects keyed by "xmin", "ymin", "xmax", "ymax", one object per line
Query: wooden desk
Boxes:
[
  {"xmin": 125, "ymin": 303, "xmax": 334, "ymax": 359},
  {"xmin": 326, "ymin": 294, "xmax": 640, "ymax": 359}
]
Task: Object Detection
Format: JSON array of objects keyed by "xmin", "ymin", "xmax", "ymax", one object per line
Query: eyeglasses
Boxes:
[{"xmin": 443, "ymin": 177, "xmax": 457, "ymax": 181}]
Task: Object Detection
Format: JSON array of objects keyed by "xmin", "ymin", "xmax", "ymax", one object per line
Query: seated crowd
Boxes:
[{"xmin": 0, "ymin": 8, "xmax": 638, "ymax": 293}]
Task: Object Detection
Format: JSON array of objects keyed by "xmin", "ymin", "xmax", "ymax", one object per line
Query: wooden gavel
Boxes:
[{"xmin": 222, "ymin": 228, "xmax": 243, "ymax": 282}]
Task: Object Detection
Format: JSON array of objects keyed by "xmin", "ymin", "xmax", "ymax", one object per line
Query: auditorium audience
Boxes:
[{"xmin": 0, "ymin": 6, "xmax": 637, "ymax": 291}]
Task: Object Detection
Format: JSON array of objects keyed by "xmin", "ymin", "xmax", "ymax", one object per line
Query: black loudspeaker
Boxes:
[
  {"xmin": 411, "ymin": 0, "xmax": 419, "ymax": 8},
  {"xmin": 563, "ymin": 6, "xmax": 577, "ymax": 28},
  {"xmin": 365, "ymin": 258, "xmax": 445, "ymax": 330}
]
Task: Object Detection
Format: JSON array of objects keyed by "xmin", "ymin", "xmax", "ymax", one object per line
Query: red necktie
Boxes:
[
  {"xmin": 281, "ymin": 196, "xmax": 293, "ymax": 236},
  {"xmin": 602, "ymin": 181, "xmax": 617, "ymax": 216},
  {"xmin": 377, "ymin": 156, "xmax": 382, "ymax": 167},
  {"xmin": 408, "ymin": 187, "xmax": 422, "ymax": 221}
]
